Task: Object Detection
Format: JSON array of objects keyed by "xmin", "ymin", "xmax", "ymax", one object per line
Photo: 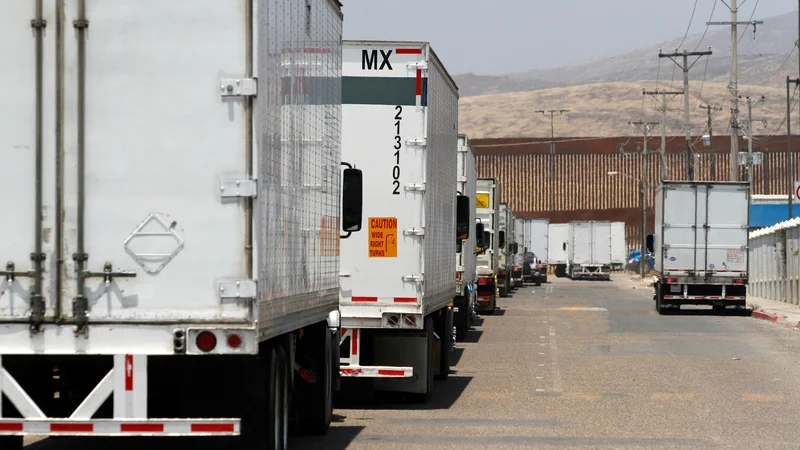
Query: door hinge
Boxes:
[
  {"xmin": 402, "ymin": 274, "xmax": 424, "ymax": 283},
  {"xmin": 405, "ymin": 138, "xmax": 427, "ymax": 147},
  {"xmin": 403, "ymin": 228, "xmax": 425, "ymax": 237},
  {"xmin": 458, "ymin": 176, "xmax": 468, "ymax": 183},
  {"xmin": 220, "ymin": 78, "xmax": 258, "ymax": 97},
  {"xmin": 404, "ymin": 183, "xmax": 426, "ymax": 192},
  {"xmin": 220, "ymin": 179, "xmax": 258, "ymax": 198},
  {"xmin": 219, "ymin": 280, "xmax": 257, "ymax": 299},
  {"xmin": 30, "ymin": 19, "xmax": 47, "ymax": 29},
  {"xmin": 407, "ymin": 62, "xmax": 428, "ymax": 71},
  {"xmin": 84, "ymin": 262, "xmax": 137, "ymax": 284}
]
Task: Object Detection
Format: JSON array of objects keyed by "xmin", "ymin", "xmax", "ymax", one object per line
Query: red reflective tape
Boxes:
[
  {"xmin": 125, "ymin": 354, "xmax": 133, "ymax": 391},
  {"xmin": 191, "ymin": 424, "xmax": 235, "ymax": 433},
  {"xmin": 352, "ymin": 297, "xmax": 378, "ymax": 302},
  {"xmin": 121, "ymin": 423, "xmax": 164, "ymax": 433},
  {"xmin": 415, "ymin": 69, "xmax": 422, "ymax": 96},
  {"xmin": 394, "ymin": 297, "xmax": 417, "ymax": 303},
  {"xmin": 351, "ymin": 328, "xmax": 358, "ymax": 356},
  {"xmin": 0, "ymin": 423, "xmax": 23, "ymax": 432},
  {"xmin": 51, "ymin": 423, "xmax": 93, "ymax": 432},
  {"xmin": 377, "ymin": 369, "xmax": 406, "ymax": 376},
  {"xmin": 340, "ymin": 368, "xmax": 363, "ymax": 375},
  {"xmin": 708, "ymin": 296, "xmax": 720, "ymax": 300},
  {"xmin": 396, "ymin": 48, "xmax": 422, "ymax": 54}
]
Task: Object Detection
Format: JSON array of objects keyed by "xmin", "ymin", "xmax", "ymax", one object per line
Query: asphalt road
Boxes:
[{"xmin": 25, "ymin": 275, "xmax": 800, "ymax": 449}]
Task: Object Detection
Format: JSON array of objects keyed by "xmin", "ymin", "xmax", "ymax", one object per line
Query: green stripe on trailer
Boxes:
[{"xmin": 342, "ymin": 76, "xmax": 428, "ymax": 106}]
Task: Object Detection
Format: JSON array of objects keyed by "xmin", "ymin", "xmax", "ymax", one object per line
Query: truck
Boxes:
[
  {"xmin": 497, "ymin": 203, "xmax": 511, "ymax": 297},
  {"xmin": 567, "ymin": 221, "xmax": 613, "ymax": 280},
  {"xmin": 611, "ymin": 222, "xmax": 627, "ymax": 271},
  {"xmin": 475, "ymin": 178, "xmax": 500, "ymax": 314},
  {"xmin": 523, "ymin": 219, "xmax": 549, "ymax": 285},
  {"xmin": 338, "ymin": 40, "xmax": 460, "ymax": 400},
  {"xmin": 511, "ymin": 217, "xmax": 525, "ymax": 288},
  {"xmin": 0, "ymin": 1, "xmax": 358, "ymax": 448},
  {"xmin": 549, "ymin": 223, "xmax": 569, "ymax": 278},
  {"xmin": 653, "ymin": 181, "xmax": 750, "ymax": 314},
  {"xmin": 454, "ymin": 135, "xmax": 478, "ymax": 341}
]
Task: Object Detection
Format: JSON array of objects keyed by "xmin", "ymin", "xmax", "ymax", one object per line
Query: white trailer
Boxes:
[
  {"xmin": 549, "ymin": 223, "xmax": 569, "ymax": 277},
  {"xmin": 475, "ymin": 178, "xmax": 500, "ymax": 314},
  {"xmin": 611, "ymin": 222, "xmax": 627, "ymax": 270},
  {"xmin": 338, "ymin": 40, "xmax": 460, "ymax": 400},
  {"xmin": 653, "ymin": 182, "xmax": 750, "ymax": 314},
  {"xmin": 511, "ymin": 217, "xmax": 525, "ymax": 288},
  {"xmin": 454, "ymin": 135, "xmax": 477, "ymax": 340},
  {"xmin": 0, "ymin": 1, "xmax": 358, "ymax": 448},
  {"xmin": 497, "ymin": 204, "xmax": 512, "ymax": 297},
  {"xmin": 523, "ymin": 219, "xmax": 549, "ymax": 284},
  {"xmin": 567, "ymin": 221, "xmax": 613, "ymax": 280}
]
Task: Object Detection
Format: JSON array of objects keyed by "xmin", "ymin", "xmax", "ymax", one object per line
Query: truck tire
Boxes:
[
  {"xmin": 295, "ymin": 328, "xmax": 333, "ymax": 435},
  {"xmin": 241, "ymin": 343, "xmax": 288, "ymax": 450},
  {"xmin": 436, "ymin": 308, "xmax": 452, "ymax": 381},
  {"xmin": 0, "ymin": 437, "xmax": 22, "ymax": 449},
  {"xmin": 486, "ymin": 295, "xmax": 496, "ymax": 315},
  {"xmin": 453, "ymin": 296, "xmax": 468, "ymax": 341},
  {"xmin": 270, "ymin": 346, "xmax": 289, "ymax": 450},
  {"xmin": 413, "ymin": 316, "xmax": 435, "ymax": 403}
]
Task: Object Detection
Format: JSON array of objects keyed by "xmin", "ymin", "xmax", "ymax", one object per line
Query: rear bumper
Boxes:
[
  {"xmin": 340, "ymin": 365, "xmax": 413, "ymax": 378},
  {"xmin": 0, "ymin": 418, "xmax": 240, "ymax": 437}
]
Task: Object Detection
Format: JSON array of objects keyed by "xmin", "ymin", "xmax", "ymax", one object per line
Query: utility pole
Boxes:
[
  {"xmin": 741, "ymin": 95, "xmax": 765, "ymax": 194},
  {"xmin": 536, "ymin": 109, "xmax": 569, "ymax": 211},
  {"xmin": 659, "ymin": 47, "xmax": 713, "ymax": 181},
  {"xmin": 708, "ymin": 0, "xmax": 763, "ymax": 181},
  {"xmin": 629, "ymin": 120, "xmax": 660, "ymax": 279},
  {"xmin": 788, "ymin": 78, "xmax": 800, "ymax": 220},
  {"xmin": 643, "ymin": 88, "xmax": 683, "ymax": 182},
  {"xmin": 699, "ymin": 104, "xmax": 724, "ymax": 180}
]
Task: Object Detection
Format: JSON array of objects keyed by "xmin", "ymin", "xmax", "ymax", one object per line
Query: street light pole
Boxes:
[{"xmin": 536, "ymin": 109, "xmax": 569, "ymax": 211}]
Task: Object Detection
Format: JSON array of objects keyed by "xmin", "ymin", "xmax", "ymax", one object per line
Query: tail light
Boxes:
[
  {"xmin": 456, "ymin": 272, "xmax": 462, "ymax": 281},
  {"xmin": 226, "ymin": 333, "xmax": 242, "ymax": 349},
  {"xmin": 733, "ymin": 279, "xmax": 744, "ymax": 285},
  {"xmin": 403, "ymin": 315, "xmax": 417, "ymax": 328},
  {"xmin": 387, "ymin": 314, "xmax": 400, "ymax": 327},
  {"xmin": 196, "ymin": 331, "xmax": 217, "ymax": 353},
  {"xmin": 478, "ymin": 278, "xmax": 487, "ymax": 285},
  {"xmin": 666, "ymin": 278, "xmax": 677, "ymax": 284}
]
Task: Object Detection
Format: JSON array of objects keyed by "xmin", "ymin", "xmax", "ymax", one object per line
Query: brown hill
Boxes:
[{"xmin": 458, "ymin": 81, "xmax": 790, "ymax": 139}]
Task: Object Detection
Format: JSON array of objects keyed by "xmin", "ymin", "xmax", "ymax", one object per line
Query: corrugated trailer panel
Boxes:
[{"xmin": 457, "ymin": 136, "xmax": 478, "ymax": 284}]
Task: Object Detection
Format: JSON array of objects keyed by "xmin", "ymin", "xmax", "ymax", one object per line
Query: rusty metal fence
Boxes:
[{"xmin": 473, "ymin": 135, "xmax": 800, "ymax": 251}]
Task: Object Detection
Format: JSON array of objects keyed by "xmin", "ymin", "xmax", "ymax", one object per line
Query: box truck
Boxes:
[
  {"xmin": 611, "ymin": 222, "xmax": 627, "ymax": 270},
  {"xmin": 653, "ymin": 182, "xmax": 750, "ymax": 314},
  {"xmin": 454, "ymin": 135, "xmax": 477, "ymax": 340},
  {"xmin": 0, "ymin": 1, "xmax": 359, "ymax": 448},
  {"xmin": 511, "ymin": 217, "xmax": 525, "ymax": 288},
  {"xmin": 523, "ymin": 219, "xmax": 549, "ymax": 285},
  {"xmin": 567, "ymin": 221, "xmax": 613, "ymax": 280},
  {"xmin": 549, "ymin": 223, "xmax": 569, "ymax": 278},
  {"xmin": 497, "ymin": 204, "xmax": 511, "ymax": 297},
  {"xmin": 475, "ymin": 178, "xmax": 500, "ymax": 314},
  {"xmin": 338, "ymin": 40, "xmax": 460, "ymax": 400}
]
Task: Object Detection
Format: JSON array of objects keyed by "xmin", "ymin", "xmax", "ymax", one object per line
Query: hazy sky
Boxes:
[{"xmin": 341, "ymin": 0, "xmax": 797, "ymax": 75}]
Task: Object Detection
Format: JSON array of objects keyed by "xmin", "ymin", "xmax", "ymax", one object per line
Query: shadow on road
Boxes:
[
  {"xmin": 460, "ymin": 330, "xmax": 483, "ymax": 343},
  {"xmin": 334, "ymin": 375, "xmax": 473, "ymax": 411},
  {"xmin": 449, "ymin": 347, "xmax": 465, "ymax": 366},
  {"xmin": 290, "ymin": 423, "xmax": 365, "ymax": 450}
]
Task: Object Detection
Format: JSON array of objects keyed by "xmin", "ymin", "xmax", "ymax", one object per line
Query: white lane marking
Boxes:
[{"xmin": 549, "ymin": 325, "xmax": 563, "ymax": 393}]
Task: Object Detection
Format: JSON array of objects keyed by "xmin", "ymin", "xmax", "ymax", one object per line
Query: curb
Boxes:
[
  {"xmin": 751, "ymin": 310, "xmax": 800, "ymax": 329},
  {"xmin": 751, "ymin": 310, "xmax": 780, "ymax": 323}
]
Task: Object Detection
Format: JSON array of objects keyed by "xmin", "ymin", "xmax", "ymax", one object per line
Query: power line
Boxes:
[
  {"xmin": 737, "ymin": 0, "xmax": 760, "ymax": 44},
  {"xmin": 758, "ymin": 42, "xmax": 798, "ymax": 87},
  {"xmin": 751, "ymin": 83, "xmax": 800, "ymax": 143},
  {"xmin": 678, "ymin": 0, "xmax": 700, "ymax": 49},
  {"xmin": 693, "ymin": 0, "xmax": 719, "ymax": 52}
]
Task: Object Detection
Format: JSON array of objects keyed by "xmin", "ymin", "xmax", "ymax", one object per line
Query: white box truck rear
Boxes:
[
  {"xmin": 454, "ymin": 134, "xmax": 478, "ymax": 340},
  {"xmin": 549, "ymin": 223, "xmax": 569, "ymax": 277},
  {"xmin": 475, "ymin": 178, "xmax": 500, "ymax": 314},
  {"xmin": 338, "ymin": 40, "xmax": 460, "ymax": 399},
  {"xmin": 497, "ymin": 203, "xmax": 511, "ymax": 297},
  {"xmin": 653, "ymin": 182, "xmax": 750, "ymax": 314},
  {"xmin": 512, "ymin": 217, "xmax": 525, "ymax": 287},
  {"xmin": 567, "ymin": 221, "xmax": 613, "ymax": 280},
  {"xmin": 523, "ymin": 219, "xmax": 549, "ymax": 284},
  {"xmin": 0, "ymin": 0, "xmax": 358, "ymax": 446},
  {"xmin": 611, "ymin": 222, "xmax": 627, "ymax": 270}
]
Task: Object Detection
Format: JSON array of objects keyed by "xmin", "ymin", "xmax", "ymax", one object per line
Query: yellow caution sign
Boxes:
[
  {"xmin": 476, "ymin": 193, "xmax": 490, "ymax": 209},
  {"xmin": 368, "ymin": 217, "xmax": 398, "ymax": 258}
]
